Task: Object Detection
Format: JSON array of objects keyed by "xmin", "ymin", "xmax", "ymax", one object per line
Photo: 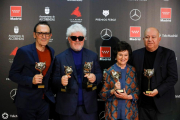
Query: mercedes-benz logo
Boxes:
[
  {"xmin": 2, "ymin": 112, "xmax": 8, "ymax": 119},
  {"xmin": 10, "ymin": 88, "xmax": 17, "ymax": 100},
  {"xmin": 130, "ymin": 9, "xmax": 141, "ymax": 21},
  {"xmin": 100, "ymin": 28, "xmax": 112, "ymax": 40},
  {"xmin": 99, "ymin": 111, "xmax": 105, "ymax": 120}
]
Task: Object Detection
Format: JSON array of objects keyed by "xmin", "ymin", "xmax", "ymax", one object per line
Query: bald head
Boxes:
[
  {"xmin": 144, "ymin": 27, "xmax": 160, "ymax": 37},
  {"xmin": 143, "ymin": 27, "xmax": 161, "ymax": 52}
]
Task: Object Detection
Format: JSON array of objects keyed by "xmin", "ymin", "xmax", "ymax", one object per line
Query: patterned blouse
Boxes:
[{"xmin": 99, "ymin": 64, "xmax": 139, "ymax": 120}]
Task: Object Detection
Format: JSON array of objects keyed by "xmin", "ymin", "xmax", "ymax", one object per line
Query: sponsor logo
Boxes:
[
  {"xmin": 39, "ymin": 7, "xmax": 55, "ymax": 21},
  {"xmin": 100, "ymin": 28, "xmax": 112, "ymax": 40},
  {"xmin": 175, "ymin": 95, "xmax": 180, "ymax": 98},
  {"xmin": 129, "ymin": 26, "xmax": 141, "ymax": 41},
  {"xmin": 67, "ymin": 0, "xmax": 83, "ymax": 1},
  {"xmin": 99, "ymin": 111, "xmax": 105, "ymax": 120},
  {"xmin": 10, "ymin": 6, "xmax": 22, "ymax": 20},
  {"xmin": 70, "ymin": 7, "xmax": 82, "ymax": 23},
  {"xmin": 10, "ymin": 88, "xmax": 17, "ymax": 100},
  {"xmin": 10, "ymin": 47, "xmax": 18, "ymax": 56},
  {"xmin": 71, "ymin": 7, "xmax": 81, "ymax": 18},
  {"xmin": 14, "ymin": 26, "xmax": 19, "ymax": 34},
  {"xmin": 9, "ymin": 26, "xmax": 24, "ymax": 40},
  {"xmin": 127, "ymin": 0, "xmax": 147, "ymax": 1},
  {"xmin": 160, "ymin": 8, "xmax": 171, "ymax": 22},
  {"xmin": 130, "ymin": 9, "xmax": 141, "ymax": 21},
  {"xmin": 9, "ymin": 47, "xmax": 18, "ymax": 63},
  {"xmin": 95, "ymin": 10, "xmax": 116, "ymax": 22},
  {"xmin": 100, "ymin": 46, "xmax": 111, "ymax": 61},
  {"xmin": 162, "ymin": 34, "xmax": 178, "ymax": 37},
  {"xmin": 49, "ymin": 38, "xmax": 53, "ymax": 42},
  {"xmin": 103, "ymin": 10, "xmax": 109, "ymax": 17},
  {"xmin": 45, "ymin": 7, "xmax": 50, "ymax": 14}
]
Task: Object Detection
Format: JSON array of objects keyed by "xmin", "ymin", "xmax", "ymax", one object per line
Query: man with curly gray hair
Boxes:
[{"xmin": 52, "ymin": 23, "xmax": 102, "ymax": 120}]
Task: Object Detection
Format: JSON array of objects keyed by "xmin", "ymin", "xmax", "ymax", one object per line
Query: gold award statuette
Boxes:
[
  {"xmin": 35, "ymin": 62, "xmax": 46, "ymax": 88},
  {"xmin": 61, "ymin": 66, "xmax": 73, "ymax": 92},
  {"xmin": 112, "ymin": 71, "xmax": 123, "ymax": 93},
  {"xmin": 144, "ymin": 68, "xmax": 154, "ymax": 94},
  {"xmin": 84, "ymin": 61, "xmax": 93, "ymax": 88},
  {"xmin": 103, "ymin": 69, "xmax": 107, "ymax": 83}
]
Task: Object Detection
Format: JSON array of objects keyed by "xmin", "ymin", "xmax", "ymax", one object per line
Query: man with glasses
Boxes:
[
  {"xmin": 129, "ymin": 27, "xmax": 178, "ymax": 120},
  {"xmin": 52, "ymin": 23, "xmax": 102, "ymax": 120},
  {"xmin": 9, "ymin": 21, "xmax": 55, "ymax": 120}
]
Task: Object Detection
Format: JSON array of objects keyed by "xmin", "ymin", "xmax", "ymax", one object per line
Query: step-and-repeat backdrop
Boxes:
[{"xmin": 0, "ymin": 0, "xmax": 180, "ymax": 120}]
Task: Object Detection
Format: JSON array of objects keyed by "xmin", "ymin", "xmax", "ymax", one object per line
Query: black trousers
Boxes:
[
  {"xmin": 59, "ymin": 105, "xmax": 98, "ymax": 120},
  {"xmin": 17, "ymin": 99, "xmax": 49, "ymax": 120},
  {"xmin": 139, "ymin": 107, "xmax": 173, "ymax": 120}
]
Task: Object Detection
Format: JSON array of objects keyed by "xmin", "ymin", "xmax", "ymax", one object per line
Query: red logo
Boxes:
[
  {"xmin": 100, "ymin": 47, "xmax": 111, "ymax": 58},
  {"xmin": 10, "ymin": 47, "xmax": 18, "ymax": 56},
  {"xmin": 10, "ymin": 6, "xmax": 22, "ymax": 17},
  {"xmin": 130, "ymin": 26, "xmax": 141, "ymax": 37},
  {"xmin": 71, "ymin": 7, "xmax": 81, "ymax": 18},
  {"xmin": 161, "ymin": 8, "xmax": 171, "ymax": 19}
]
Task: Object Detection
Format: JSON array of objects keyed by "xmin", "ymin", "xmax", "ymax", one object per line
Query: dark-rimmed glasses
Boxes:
[
  {"xmin": 70, "ymin": 36, "xmax": 84, "ymax": 41},
  {"xmin": 36, "ymin": 32, "xmax": 51, "ymax": 37}
]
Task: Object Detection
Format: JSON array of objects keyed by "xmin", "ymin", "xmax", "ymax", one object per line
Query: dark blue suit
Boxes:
[
  {"xmin": 9, "ymin": 43, "xmax": 55, "ymax": 119},
  {"xmin": 129, "ymin": 46, "xmax": 178, "ymax": 114},
  {"xmin": 52, "ymin": 48, "xmax": 102, "ymax": 117}
]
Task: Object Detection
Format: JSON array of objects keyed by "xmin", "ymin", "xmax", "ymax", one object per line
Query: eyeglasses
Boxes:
[
  {"xmin": 36, "ymin": 32, "xmax": 51, "ymax": 37},
  {"xmin": 70, "ymin": 36, "xmax": 84, "ymax": 41}
]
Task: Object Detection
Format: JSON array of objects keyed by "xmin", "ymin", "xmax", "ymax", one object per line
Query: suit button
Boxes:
[{"xmin": 76, "ymin": 93, "xmax": 78, "ymax": 95}]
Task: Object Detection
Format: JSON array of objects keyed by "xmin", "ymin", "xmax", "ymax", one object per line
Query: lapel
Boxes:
[
  {"xmin": 65, "ymin": 48, "xmax": 78, "ymax": 81},
  {"xmin": 82, "ymin": 48, "xmax": 89, "ymax": 81},
  {"xmin": 44, "ymin": 45, "xmax": 54, "ymax": 76},
  {"xmin": 139, "ymin": 48, "xmax": 145, "ymax": 75},
  {"xmin": 138, "ymin": 48, "xmax": 145, "ymax": 90},
  {"xmin": 152, "ymin": 46, "xmax": 163, "ymax": 82},
  {"xmin": 31, "ymin": 42, "xmax": 39, "ymax": 63}
]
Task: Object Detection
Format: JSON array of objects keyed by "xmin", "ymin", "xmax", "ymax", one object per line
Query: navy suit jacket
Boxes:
[
  {"xmin": 9, "ymin": 43, "xmax": 55, "ymax": 109},
  {"xmin": 52, "ymin": 48, "xmax": 103, "ymax": 115},
  {"xmin": 129, "ymin": 46, "xmax": 178, "ymax": 113}
]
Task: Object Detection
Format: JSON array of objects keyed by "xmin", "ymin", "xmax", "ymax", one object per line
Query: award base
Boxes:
[
  {"xmin": 38, "ymin": 85, "xmax": 45, "ymax": 88},
  {"xmin": 87, "ymin": 84, "xmax": 93, "ymax": 88},
  {"xmin": 61, "ymin": 88, "xmax": 66, "ymax": 92},
  {"xmin": 145, "ymin": 90, "xmax": 152, "ymax": 94},
  {"xmin": 116, "ymin": 89, "xmax": 124, "ymax": 93}
]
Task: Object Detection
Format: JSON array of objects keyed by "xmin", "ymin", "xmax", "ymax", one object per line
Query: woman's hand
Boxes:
[{"xmin": 114, "ymin": 88, "xmax": 132, "ymax": 100}]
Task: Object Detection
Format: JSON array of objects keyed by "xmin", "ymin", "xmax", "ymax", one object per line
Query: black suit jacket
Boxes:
[
  {"xmin": 129, "ymin": 46, "xmax": 178, "ymax": 113},
  {"xmin": 9, "ymin": 43, "xmax": 55, "ymax": 109},
  {"xmin": 52, "ymin": 48, "xmax": 102, "ymax": 115}
]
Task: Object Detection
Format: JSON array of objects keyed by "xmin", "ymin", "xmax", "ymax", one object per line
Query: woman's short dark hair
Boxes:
[
  {"xmin": 113, "ymin": 41, "xmax": 132, "ymax": 58},
  {"xmin": 34, "ymin": 21, "xmax": 51, "ymax": 33}
]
